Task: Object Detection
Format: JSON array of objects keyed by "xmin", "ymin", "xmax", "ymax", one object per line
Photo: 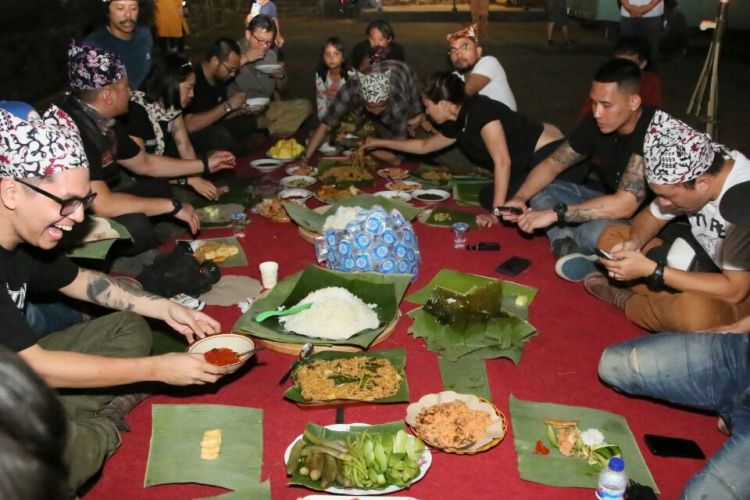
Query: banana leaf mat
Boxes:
[
  {"xmin": 187, "ymin": 236, "xmax": 248, "ymax": 268},
  {"xmin": 144, "ymin": 404, "xmax": 270, "ymax": 498},
  {"xmin": 509, "ymin": 395, "xmax": 658, "ymax": 492},
  {"xmin": 66, "ymin": 218, "xmax": 131, "ymax": 260},
  {"xmin": 452, "ymin": 179, "xmax": 493, "ymax": 206},
  {"xmin": 438, "ymin": 357, "xmax": 492, "ymax": 401},
  {"xmin": 418, "ymin": 207, "xmax": 478, "ymax": 229}
]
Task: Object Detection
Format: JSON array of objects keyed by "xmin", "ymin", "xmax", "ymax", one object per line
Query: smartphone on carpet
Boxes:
[
  {"xmin": 644, "ymin": 434, "xmax": 705, "ymax": 459},
  {"xmin": 496, "ymin": 257, "xmax": 531, "ymax": 277}
]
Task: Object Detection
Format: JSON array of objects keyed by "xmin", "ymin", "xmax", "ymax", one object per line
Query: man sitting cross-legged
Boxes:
[
  {"xmin": 501, "ymin": 59, "xmax": 655, "ymax": 282},
  {"xmin": 589, "ymin": 111, "xmax": 750, "ymax": 332},
  {"xmin": 0, "ymin": 106, "xmax": 233, "ymax": 495}
]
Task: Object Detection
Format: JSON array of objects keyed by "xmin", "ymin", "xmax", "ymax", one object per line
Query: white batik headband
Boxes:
[
  {"xmin": 358, "ymin": 69, "xmax": 392, "ymax": 104},
  {"xmin": 0, "ymin": 105, "xmax": 89, "ymax": 178},
  {"xmin": 645, "ymin": 110, "xmax": 724, "ymax": 184}
]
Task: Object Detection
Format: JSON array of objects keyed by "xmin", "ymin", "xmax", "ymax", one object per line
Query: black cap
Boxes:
[{"xmin": 720, "ymin": 180, "xmax": 750, "ymax": 227}]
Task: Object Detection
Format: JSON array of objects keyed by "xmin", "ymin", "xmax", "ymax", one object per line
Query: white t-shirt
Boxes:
[
  {"xmin": 454, "ymin": 56, "xmax": 517, "ymax": 111},
  {"xmin": 621, "ymin": 0, "xmax": 664, "ymax": 18},
  {"xmin": 650, "ymin": 151, "xmax": 750, "ymax": 270}
]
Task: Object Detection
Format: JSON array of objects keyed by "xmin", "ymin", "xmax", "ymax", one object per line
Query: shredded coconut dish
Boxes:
[
  {"xmin": 414, "ymin": 400, "xmax": 492, "ymax": 450},
  {"xmin": 322, "ymin": 206, "xmax": 365, "ymax": 231},
  {"xmin": 279, "ymin": 286, "xmax": 379, "ymax": 340}
]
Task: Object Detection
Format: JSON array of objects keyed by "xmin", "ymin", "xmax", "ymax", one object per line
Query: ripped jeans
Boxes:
[{"xmin": 598, "ymin": 333, "xmax": 750, "ymax": 499}]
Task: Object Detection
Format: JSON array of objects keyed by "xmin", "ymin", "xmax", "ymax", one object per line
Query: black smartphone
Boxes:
[
  {"xmin": 494, "ymin": 206, "xmax": 523, "ymax": 216},
  {"xmin": 496, "ymin": 257, "xmax": 532, "ymax": 276},
  {"xmin": 644, "ymin": 434, "xmax": 705, "ymax": 459},
  {"xmin": 595, "ymin": 247, "xmax": 616, "ymax": 260}
]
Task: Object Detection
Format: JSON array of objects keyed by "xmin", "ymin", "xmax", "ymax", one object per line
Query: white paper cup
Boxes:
[{"xmin": 259, "ymin": 261, "xmax": 279, "ymax": 289}]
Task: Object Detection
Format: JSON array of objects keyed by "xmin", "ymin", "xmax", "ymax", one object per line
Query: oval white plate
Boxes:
[
  {"xmin": 375, "ymin": 190, "xmax": 413, "ymax": 202},
  {"xmin": 284, "ymin": 423, "xmax": 431, "ymax": 496},
  {"xmin": 278, "ymin": 188, "xmax": 312, "ymax": 203},
  {"xmin": 385, "ymin": 181, "xmax": 422, "ymax": 192},
  {"xmin": 255, "ymin": 63, "xmax": 282, "ymax": 74},
  {"xmin": 319, "ymin": 142, "xmax": 338, "ymax": 154},
  {"xmin": 412, "ymin": 189, "xmax": 450, "ymax": 203},
  {"xmin": 285, "ymin": 165, "xmax": 318, "ymax": 177},
  {"xmin": 250, "ymin": 158, "xmax": 285, "ymax": 172},
  {"xmin": 280, "ymin": 175, "xmax": 316, "ymax": 188},
  {"xmin": 245, "ymin": 97, "xmax": 270, "ymax": 108},
  {"xmin": 377, "ymin": 168, "xmax": 410, "ymax": 180}
]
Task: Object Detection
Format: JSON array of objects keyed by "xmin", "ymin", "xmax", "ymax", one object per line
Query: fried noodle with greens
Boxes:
[{"xmin": 295, "ymin": 357, "xmax": 402, "ymax": 401}]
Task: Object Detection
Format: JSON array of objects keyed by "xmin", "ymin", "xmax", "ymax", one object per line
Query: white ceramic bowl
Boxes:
[
  {"xmin": 280, "ymin": 175, "xmax": 316, "ymax": 188},
  {"xmin": 250, "ymin": 158, "xmax": 285, "ymax": 172},
  {"xmin": 187, "ymin": 333, "xmax": 255, "ymax": 371},
  {"xmin": 375, "ymin": 190, "xmax": 413, "ymax": 202},
  {"xmin": 255, "ymin": 63, "xmax": 282, "ymax": 74},
  {"xmin": 278, "ymin": 188, "xmax": 312, "ymax": 204},
  {"xmin": 412, "ymin": 189, "xmax": 451, "ymax": 203}
]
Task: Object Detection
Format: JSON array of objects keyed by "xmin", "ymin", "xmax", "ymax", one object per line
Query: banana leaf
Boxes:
[
  {"xmin": 289, "ymin": 421, "xmax": 423, "ymax": 491},
  {"xmin": 187, "ymin": 237, "xmax": 248, "ymax": 268},
  {"xmin": 190, "ymin": 176, "xmax": 257, "ymax": 209},
  {"xmin": 144, "ymin": 404, "xmax": 268, "ymax": 497},
  {"xmin": 233, "ymin": 265, "xmax": 411, "ymax": 348},
  {"xmin": 420, "ymin": 207, "xmax": 478, "ymax": 229},
  {"xmin": 284, "ymin": 194, "xmax": 422, "ymax": 233},
  {"xmin": 509, "ymin": 395, "xmax": 659, "ymax": 492},
  {"xmin": 452, "ymin": 179, "xmax": 493, "ymax": 206},
  {"xmin": 283, "ymin": 348, "xmax": 409, "ymax": 404},
  {"xmin": 196, "ymin": 483, "xmax": 271, "ymax": 500},
  {"xmin": 196, "ymin": 203, "xmax": 245, "ymax": 228},
  {"xmin": 438, "ymin": 357, "xmax": 491, "ymax": 401},
  {"xmin": 405, "ymin": 269, "xmax": 537, "ymax": 320},
  {"xmin": 317, "ymin": 159, "xmax": 376, "ymax": 188},
  {"xmin": 66, "ymin": 218, "xmax": 132, "ymax": 260}
]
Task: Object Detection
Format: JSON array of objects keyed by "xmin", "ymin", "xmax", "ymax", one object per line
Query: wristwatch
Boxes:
[
  {"xmin": 647, "ymin": 261, "xmax": 665, "ymax": 288},
  {"xmin": 168, "ymin": 197, "xmax": 183, "ymax": 216},
  {"xmin": 553, "ymin": 203, "xmax": 568, "ymax": 225},
  {"xmin": 176, "ymin": 176, "xmax": 188, "ymax": 186},
  {"xmin": 222, "ymin": 102, "xmax": 233, "ymax": 114}
]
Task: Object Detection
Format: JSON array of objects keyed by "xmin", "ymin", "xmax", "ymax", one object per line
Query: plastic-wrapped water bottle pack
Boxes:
[{"xmin": 321, "ymin": 205, "xmax": 421, "ymax": 280}]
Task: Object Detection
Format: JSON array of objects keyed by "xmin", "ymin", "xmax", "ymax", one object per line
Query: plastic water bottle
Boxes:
[{"xmin": 596, "ymin": 457, "xmax": 627, "ymax": 500}]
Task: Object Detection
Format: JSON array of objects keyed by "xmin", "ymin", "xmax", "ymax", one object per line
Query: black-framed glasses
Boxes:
[
  {"xmin": 250, "ymin": 31, "xmax": 274, "ymax": 47},
  {"xmin": 16, "ymin": 179, "xmax": 97, "ymax": 216},
  {"xmin": 220, "ymin": 61, "xmax": 239, "ymax": 75}
]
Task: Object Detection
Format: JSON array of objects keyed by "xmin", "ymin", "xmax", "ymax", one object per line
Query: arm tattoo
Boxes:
[
  {"xmin": 565, "ymin": 206, "xmax": 598, "ymax": 223},
  {"xmin": 85, "ymin": 273, "xmax": 159, "ymax": 311},
  {"xmin": 549, "ymin": 142, "xmax": 585, "ymax": 170},
  {"xmin": 618, "ymin": 154, "xmax": 648, "ymax": 204}
]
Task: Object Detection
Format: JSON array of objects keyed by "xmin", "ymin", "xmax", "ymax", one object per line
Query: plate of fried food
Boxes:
[
  {"xmin": 405, "ymin": 391, "xmax": 507, "ymax": 454},
  {"xmin": 257, "ymin": 197, "xmax": 292, "ymax": 223},
  {"xmin": 385, "ymin": 181, "xmax": 422, "ymax": 192},
  {"xmin": 190, "ymin": 237, "xmax": 247, "ymax": 267},
  {"xmin": 286, "ymin": 164, "xmax": 318, "ymax": 177},
  {"xmin": 314, "ymin": 185, "xmax": 360, "ymax": 204},
  {"xmin": 377, "ymin": 167, "xmax": 410, "ymax": 180},
  {"xmin": 280, "ymin": 175, "xmax": 317, "ymax": 188}
]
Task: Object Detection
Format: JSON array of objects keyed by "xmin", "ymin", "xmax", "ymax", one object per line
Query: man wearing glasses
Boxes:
[
  {"xmin": 0, "ymin": 105, "xmax": 233, "ymax": 495},
  {"xmin": 228, "ymin": 15, "xmax": 312, "ymax": 137},
  {"xmin": 184, "ymin": 38, "xmax": 259, "ymax": 156}
]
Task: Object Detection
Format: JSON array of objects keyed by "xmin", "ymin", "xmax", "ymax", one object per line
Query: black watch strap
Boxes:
[
  {"xmin": 648, "ymin": 261, "xmax": 665, "ymax": 288},
  {"xmin": 168, "ymin": 198, "xmax": 183, "ymax": 217},
  {"xmin": 553, "ymin": 203, "xmax": 568, "ymax": 226}
]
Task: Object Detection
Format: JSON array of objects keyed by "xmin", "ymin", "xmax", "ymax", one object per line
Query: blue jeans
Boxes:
[
  {"xmin": 599, "ymin": 333, "xmax": 750, "ymax": 499},
  {"xmin": 24, "ymin": 301, "xmax": 86, "ymax": 340},
  {"xmin": 529, "ymin": 180, "xmax": 624, "ymax": 254}
]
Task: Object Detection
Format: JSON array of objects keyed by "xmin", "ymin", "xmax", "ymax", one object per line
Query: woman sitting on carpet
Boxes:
[
  {"xmin": 120, "ymin": 53, "xmax": 232, "ymax": 201},
  {"xmin": 363, "ymin": 71, "xmax": 563, "ymax": 225}
]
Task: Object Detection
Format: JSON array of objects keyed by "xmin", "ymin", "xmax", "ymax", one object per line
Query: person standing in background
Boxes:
[
  {"xmin": 245, "ymin": 0, "xmax": 284, "ymax": 48},
  {"xmin": 154, "ymin": 0, "xmax": 190, "ymax": 54},
  {"xmin": 620, "ymin": 0, "xmax": 664, "ymax": 52},
  {"xmin": 546, "ymin": 0, "xmax": 571, "ymax": 46}
]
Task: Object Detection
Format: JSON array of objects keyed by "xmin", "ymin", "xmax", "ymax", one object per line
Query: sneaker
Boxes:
[
  {"xmin": 98, "ymin": 393, "xmax": 148, "ymax": 432},
  {"xmin": 555, "ymin": 253, "xmax": 598, "ymax": 282},
  {"xmin": 584, "ymin": 273, "xmax": 633, "ymax": 310},
  {"xmin": 551, "ymin": 237, "xmax": 580, "ymax": 258}
]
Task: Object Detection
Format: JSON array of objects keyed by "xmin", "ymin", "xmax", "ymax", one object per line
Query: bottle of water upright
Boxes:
[{"xmin": 595, "ymin": 457, "xmax": 627, "ymax": 500}]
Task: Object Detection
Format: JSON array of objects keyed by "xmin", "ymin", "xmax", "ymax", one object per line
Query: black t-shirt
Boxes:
[
  {"xmin": 184, "ymin": 65, "xmax": 228, "ymax": 114},
  {"xmin": 350, "ymin": 40, "xmax": 405, "ymax": 70},
  {"xmin": 439, "ymin": 95, "xmax": 543, "ymax": 173},
  {"xmin": 0, "ymin": 245, "xmax": 79, "ymax": 352},
  {"xmin": 119, "ymin": 100, "xmax": 173, "ymax": 155},
  {"xmin": 568, "ymin": 107, "xmax": 656, "ymax": 193},
  {"xmin": 59, "ymin": 98, "xmax": 141, "ymax": 188}
]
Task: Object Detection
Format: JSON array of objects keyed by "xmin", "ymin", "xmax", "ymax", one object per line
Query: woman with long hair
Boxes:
[{"xmin": 315, "ymin": 37, "xmax": 350, "ymax": 120}]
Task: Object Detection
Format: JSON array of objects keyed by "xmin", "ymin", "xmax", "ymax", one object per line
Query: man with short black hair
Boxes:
[
  {"xmin": 183, "ymin": 38, "xmax": 258, "ymax": 156},
  {"xmin": 588, "ymin": 111, "xmax": 750, "ymax": 332},
  {"xmin": 228, "ymin": 15, "xmax": 312, "ymax": 138},
  {"xmin": 84, "ymin": 0, "xmax": 153, "ymax": 90},
  {"xmin": 503, "ymin": 58, "xmax": 654, "ymax": 282}
]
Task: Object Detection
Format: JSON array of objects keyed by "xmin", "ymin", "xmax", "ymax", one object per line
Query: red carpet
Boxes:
[{"xmin": 83, "ymin": 155, "xmax": 723, "ymax": 500}]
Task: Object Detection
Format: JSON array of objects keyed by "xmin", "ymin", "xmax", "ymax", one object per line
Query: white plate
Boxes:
[
  {"xmin": 245, "ymin": 97, "xmax": 270, "ymax": 108},
  {"xmin": 385, "ymin": 181, "xmax": 422, "ymax": 192},
  {"xmin": 375, "ymin": 190, "xmax": 412, "ymax": 202},
  {"xmin": 278, "ymin": 188, "xmax": 312, "ymax": 203},
  {"xmin": 250, "ymin": 158, "xmax": 285, "ymax": 172},
  {"xmin": 412, "ymin": 189, "xmax": 450, "ymax": 203},
  {"xmin": 377, "ymin": 168, "xmax": 410, "ymax": 180},
  {"xmin": 280, "ymin": 175, "xmax": 316, "ymax": 188},
  {"xmin": 319, "ymin": 142, "xmax": 338, "ymax": 154},
  {"xmin": 255, "ymin": 63, "xmax": 282, "ymax": 74},
  {"xmin": 285, "ymin": 165, "xmax": 318, "ymax": 176},
  {"xmin": 284, "ymin": 423, "xmax": 431, "ymax": 496}
]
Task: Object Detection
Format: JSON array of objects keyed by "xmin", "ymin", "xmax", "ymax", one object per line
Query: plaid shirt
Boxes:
[{"xmin": 322, "ymin": 60, "xmax": 423, "ymax": 138}]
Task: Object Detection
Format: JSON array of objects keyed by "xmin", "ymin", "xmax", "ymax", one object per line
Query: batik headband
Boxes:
[
  {"xmin": 68, "ymin": 41, "xmax": 127, "ymax": 91},
  {"xmin": 0, "ymin": 105, "xmax": 89, "ymax": 178},
  {"xmin": 447, "ymin": 23, "xmax": 479, "ymax": 44},
  {"xmin": 644, "ymin": 110, "xmax": 725, "ymax": 184},
  {"xmin": 358, "ymin": 69, "xmax": 392, "ymax": 104}
]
